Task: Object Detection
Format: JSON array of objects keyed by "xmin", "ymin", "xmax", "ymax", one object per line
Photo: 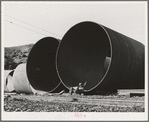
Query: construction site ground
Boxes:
[{"xmin": 4, "ymin": 93, "xmax": 145, "ymax": 112}]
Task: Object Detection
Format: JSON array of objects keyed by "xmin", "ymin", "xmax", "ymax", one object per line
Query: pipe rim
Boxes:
[
  {"xmin": 27, "ymin": 37, "xmax": 62, "ymax": 92},
  {"xmin": 56, "ymin": 21, "xmax": 113, "ymax": 92},
  {"xmin": 56, "ymin": 39, "xmax": 70, "ymax": 91},
  {"xmin": 6, "ymin": 70, "xmax": 15, "ymax": 92}
]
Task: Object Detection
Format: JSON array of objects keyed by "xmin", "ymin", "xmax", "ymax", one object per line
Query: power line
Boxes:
[
  {"xmin": 5, "ymin": 19, "xmax": 49, "ymax": 36},
  {"xmin": 4, "ymin": 14, "xmax": 62, "ymax": 38}
]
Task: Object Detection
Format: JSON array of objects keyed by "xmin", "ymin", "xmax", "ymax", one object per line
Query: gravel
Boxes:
[{"xmin": 4, "ymin": 95, "xmax": 144, "ymax": 112}]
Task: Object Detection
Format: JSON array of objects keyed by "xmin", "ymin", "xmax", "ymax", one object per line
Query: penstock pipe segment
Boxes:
[
  {"xmin": 56, "ymin": 21, "xmax": 144, "ymax": 93},
  {"xmin": 12, "ymin": 37, "xmax": 66, "ymax": 94}
]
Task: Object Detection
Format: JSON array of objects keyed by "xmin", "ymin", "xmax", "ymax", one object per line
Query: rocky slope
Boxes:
[{"xmin": 4, "ymin": 44, "xmax": 34, "ymax": 70}]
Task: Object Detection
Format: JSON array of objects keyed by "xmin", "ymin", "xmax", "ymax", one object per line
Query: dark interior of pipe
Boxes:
[
  {"xmin": 27, "ymin": 37, "xmax": 60, "ymax": 91},
  {"xmin": 57, "ymin": 22, "xmax": 111, "ymax": 91}
]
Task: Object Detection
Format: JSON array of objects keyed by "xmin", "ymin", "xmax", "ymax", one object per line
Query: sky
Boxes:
[{"xmin": 2, "ymin": 1, "xmax": 147, "ymax": 47}]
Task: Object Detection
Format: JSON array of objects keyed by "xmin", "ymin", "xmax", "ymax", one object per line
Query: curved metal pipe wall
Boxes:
[
  {"xmin": 104, "ymin": 57, "xmax": 111, "ymax": 73},
  {"xmin": 4, "ymin": 70, "xmax": 15, "ymax": 92},
  {"xmin": 12, "ymin": 63, "xmax": 35, "ymax": 94},
  {"xmin": 57, "ymin": 21, "xmax": 144, "ymax": 93}
]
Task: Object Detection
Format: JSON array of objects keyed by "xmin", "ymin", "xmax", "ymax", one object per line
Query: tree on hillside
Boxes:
[
  {"xmin": 4, "ymin": 50, "xmax": 28, "ymax": 70},
  {"xmin": 4, "ymin": 44, "xmax": 33, "ymax": 70}
]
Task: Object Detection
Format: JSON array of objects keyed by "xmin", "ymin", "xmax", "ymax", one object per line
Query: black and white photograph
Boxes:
[{"xmin": 1, "ymin": 1, "xmax": 148, "ymax": 121}]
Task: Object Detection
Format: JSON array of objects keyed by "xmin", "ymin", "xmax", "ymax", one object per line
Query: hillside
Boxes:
[{"xmin": 5, "ymin": 44, "xmax": 34, "ymax": 70}]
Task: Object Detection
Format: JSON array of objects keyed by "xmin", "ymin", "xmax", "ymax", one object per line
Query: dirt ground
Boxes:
[{"xmin": 4, "ymin": 93, "xmax": 145, "ymax": 112}]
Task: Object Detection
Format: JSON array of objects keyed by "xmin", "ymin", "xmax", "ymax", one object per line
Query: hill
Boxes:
[{"xmin": 5, "ymin": 44, "xmax": 34, "ymax": 70}]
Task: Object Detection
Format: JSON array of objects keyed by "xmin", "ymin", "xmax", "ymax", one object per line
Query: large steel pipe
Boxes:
[
  {"xmin": 57, "ymin": 21, "xmax": 144, "ymax": 93},
  {"xmin": 26, "ymin": 37, "xmax": 65, "ymax": 92},
  {"xmin": 12, "ymin": 37, "xmax": 66, "ymax": 94},
  {"xmin": 12, "ymin": 63, "xmax": 35, "ymax": 94},
  {"xmin": 4, "ymin": 70, "xmax": 15, "ymax": 92}
]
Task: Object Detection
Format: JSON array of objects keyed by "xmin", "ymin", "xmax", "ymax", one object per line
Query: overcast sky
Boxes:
[{"xmin": 2, "ymin": 1, "xmax": 147, "ymax": 47}]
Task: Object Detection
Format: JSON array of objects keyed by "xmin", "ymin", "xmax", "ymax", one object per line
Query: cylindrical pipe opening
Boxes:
[
  {"xmin": 4, "ymin": 70, "xmax": 11, "ymax": 92},
  {"xmin": 5, "ymin": 70, "xmax": 15, "ymax": 92},
  {"xmin": 27, "ymin": 37, "xmax": 61, "ymax": 92},
  {"xmin": 57, "ymin": 22, "xmax": 111, "ymax": 91}
]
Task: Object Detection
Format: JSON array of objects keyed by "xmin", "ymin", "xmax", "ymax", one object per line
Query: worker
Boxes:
[
  {"xmin": 75, "ymin": 83, "xmax": 84, "ymax": 94},
  {"xmin": 69, "ymin": 81, "xmax": 87, "ymax": 95}
]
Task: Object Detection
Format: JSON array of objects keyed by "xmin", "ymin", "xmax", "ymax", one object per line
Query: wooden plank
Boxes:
[{"xmin": 117, "ymin": 89, "xmax": 145, "ymax": 96}]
